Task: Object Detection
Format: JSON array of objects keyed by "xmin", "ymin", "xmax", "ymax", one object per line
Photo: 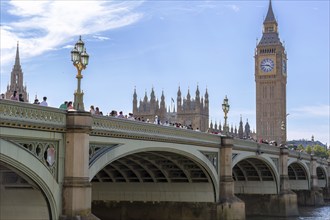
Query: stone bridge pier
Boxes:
[
  {"xmin": 276, "ymin": 146, "xmax": 299, "ymax": 216},
  {"xmin": 60, "ymin": 112, "xmax": 99, "ymax": 220},
  {"xmin": 216, "ymin": 137, "xmax": 245, "ymax": 220},
  {"xmin": 296, "ymin": 155, "xmax": 325, "ymax": 206}
]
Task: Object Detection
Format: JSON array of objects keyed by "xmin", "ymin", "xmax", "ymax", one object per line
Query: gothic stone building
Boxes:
[
  {"xmin": 133, "ymin": 86, "xmax": 209, "ymax": 132},
  {"xmin": 5, "ymin": 42, "xmax": 29, "ymax": 101},
  {"xmin": 255, "ymin": 0, "xmax": 287, "ymax": 145}
]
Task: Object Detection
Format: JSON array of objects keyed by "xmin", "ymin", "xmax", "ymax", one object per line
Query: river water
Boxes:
[{"xmin": 247, "ymin": 204, "xmax": 330, "ymax": 220}]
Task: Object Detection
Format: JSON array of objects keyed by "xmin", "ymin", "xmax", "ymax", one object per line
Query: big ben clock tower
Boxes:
[{"xmin": 255, "ymin": 0, "xmax": 287, "ymax": 145}]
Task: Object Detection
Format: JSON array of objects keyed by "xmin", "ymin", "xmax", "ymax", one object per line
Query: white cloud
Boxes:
[
  {"xmin": 0, "ymin": 0, "xmax": 143, "ymax": 66},
  {"xmin": 62, "ymin": 45, "xmax": 74, "ymax": 49},
  {"xmin": 92, "ymin": 35, "xmax": 111, "ymax": 41}
]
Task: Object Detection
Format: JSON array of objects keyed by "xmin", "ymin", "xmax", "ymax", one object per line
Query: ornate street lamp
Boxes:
[
  {"xmin": 222, "ymin": 95, "xmax": 230, "ymax": 135},
  {"xmin": 71, "ymin": 36, "xmax": 89, "ymax": 111},
  {"xmin": 280, "ymin": 113, "xmax": 290, "ymax": 147},
  {"xmin": 280, "ymin": 120, "xmax": 286, "ymax": 146}
]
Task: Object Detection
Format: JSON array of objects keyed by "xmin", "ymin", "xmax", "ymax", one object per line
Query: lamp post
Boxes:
[
  {"xmin": 71, "ymin": 36, "xmax": 89, "ymax": 111},
  {"xmin": 222, "ymin": 95, "xmax": 230, "ymax": 135},
  {"xmin": 280, "ymin": 113, "xmax": 290, "ymax": 146},
  {"xmin": 280, "ymin": 120, "xmax": 285, "ymax": 146}
]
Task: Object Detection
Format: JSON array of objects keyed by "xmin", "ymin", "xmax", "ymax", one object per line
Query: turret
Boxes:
[
  {"xmin": 177, "ymin": 86, "xmax": 182, "ymax": 113},
  {"xmin": 160, "ymin": 90, "xmax": 165, "ymax": 110},
  {"xmin": 143, "ymin": 91, "xmax": 148, "ymax": 102},
  {"xmin": 238, "ymin": 115, "xmax": 244, "ymax": 139},
  {"xmin": 204, "ymin": 88, "xmax": 209, "ymax": 111},
  {"xmin": 195, "ymin": 85, "xmax": 200, "ymax": 102},
  {"xmin": 5, "ymin": 41, "xmax": 28, "ymax": 101},
  {"xmin": 245, "ymin": 119, "xmax": 251, "ymax": 138},
  {"xmin": 150, "ymin": 87, "xmax": 156, "ymax": 102},
  {"xmin": 133, "ymin": 87, "xmax": 138, "ymax": 113},
  {"xmin": 186, "ymin": 88, "xmax": 191, "ymax": 110}
]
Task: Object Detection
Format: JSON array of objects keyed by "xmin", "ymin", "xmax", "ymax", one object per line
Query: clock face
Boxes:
[{"xmin": 260, "ymin": 58, "xmax": 274, "ymax": 72}]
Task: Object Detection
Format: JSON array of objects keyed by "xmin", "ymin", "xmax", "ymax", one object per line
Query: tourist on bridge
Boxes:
[
  {"xmin": 90, "ymin": 105, "xmax": 95, "ymax": 115},
  {"xmin": 59, "ymin": 101, "xmax": 68, "ymax": 110},
  {"xmin": 117, "ymin": 111, "xmax": 125, "ymax": 118},
  {"xmin": 95, "ymin": 107, "xmax": 100, "ymax": 115},
  {"xmin": 10, "ymin": 91, "xmax": 18, "ymax": 101},
  {"xmin": 18, "ymin": 93, "xmax": 24, "ymax": 102},
  {"xmin": 67, "ymin": 101, "xmax": 73, "ymax": 110},
  {"xmin": 39, "ymin": 96, "xmax": 48, "ymax": 106}
]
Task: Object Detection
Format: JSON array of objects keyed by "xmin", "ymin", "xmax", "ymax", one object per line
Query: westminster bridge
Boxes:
[{"xmin": 0, "ymin": 99, "xmax": 329, "ymax": 220}]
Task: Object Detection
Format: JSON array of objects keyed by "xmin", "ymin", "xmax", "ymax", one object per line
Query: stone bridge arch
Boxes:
[
  {"xmin": 232, "ymin": 154, "xmax": 280, "ymax": 194},
  {"xmin": 0, "ymin": 139, "xmax": 60, "ymax": 220},
  {"xmin": 287, "ymin": 160, "xmax": 310, "ymax": 190},
  {"xmin": 317, "ymin": 166, "xmax": 328, "ymax": 188},
  {"xmin": 89, "ymin": 140, "xmax": 219, "ymax": 202}
]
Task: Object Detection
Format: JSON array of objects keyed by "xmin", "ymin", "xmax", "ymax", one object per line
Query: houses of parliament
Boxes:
[
  {"xmin": 132, "ymin": 86, "xmax": 210, "ymax": 132},
  {"xmin": 132, "ymin": 86, "xmax": 253, "ymax": 139}
]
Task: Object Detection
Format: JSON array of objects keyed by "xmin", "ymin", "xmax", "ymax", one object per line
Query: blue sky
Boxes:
[{"xmin": 1, "ymin": 0, "xmax": 329, "ymax": 145}]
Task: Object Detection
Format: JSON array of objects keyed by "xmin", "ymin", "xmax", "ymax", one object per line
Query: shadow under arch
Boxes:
[
  {"xmin": 89, "ymin": 142, "xmax": 219, "ymax": 201},
  {"xmin": 232, "ymin": 155, "xmax": 280, "ymax": 194},
  {"xmin": 0, "ymin": 138, "xmax": 60, "ymax": 220},
  {"xmin": 287, "ymin": 160, "xmax": 310, "ymax": 190},
  {"xmin": 316, "ymin": 166, "xmax": 328, "ymax": 188}
]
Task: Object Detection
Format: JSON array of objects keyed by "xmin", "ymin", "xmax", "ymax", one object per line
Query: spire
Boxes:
[
  {"xmin": 205, "ymin": 88, "xmax": 209, "ymax": 99},
  {"xmin": 177, "ymin": 86, "xmax": 181, "ymax": 97},
  {"xmin": 144, "ymin": 90, "xmax": 148, "ymax": 102},
  {"xmin": 238, "ymin": 115, "xmax": 244, "ymax": 139},
  {"xmin": 5, "ymin": 41, "xmax": 28, "ymax": 101},
  {"xmin": 195, "ymin": 85, "xmax": 200, "ymax": 98},
  {"xmin": 259, "ymin": 0, "xmax": 280, "ymax": 45},
  {"xmin": 15, "ymin": 41, "xmax": 21, "ymax": 66},
  {"xmin": 150, "ymin": 87, "xmax": 155, "ymax": 101},
  {"xmin": 245, "ymin": 118, "xmax": 251, "ymax": 138},
  {"xmin": 133, "ymin": 86, "xmax": 137, "ymax": 100},
  {"xmin": 161, "ymin": 90, "xmax": 165, "ymax": 101},
  {"xmin": 264, "ymin": 0, "xmax": 276, "ymax": 24},
  {"xmin": 187, "ymin": 88, "xmax": 191, "ymax": 100},
  {"xmin": 177, "ymin": 86, "xmax": 182, "ymax": 111}
]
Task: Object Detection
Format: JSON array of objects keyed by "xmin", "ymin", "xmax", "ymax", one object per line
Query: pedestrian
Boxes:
[
  {"xmin": 90, "ymin": 105, "xmax": 95, "ymax": 114},
  {"xmin": 39, "ymin": 96, "xmax": 48, "ymax": 106},
  {"xmin": 117, "ymin": 111, "xmax": 125, "ymax": 118},
  {"xmin": 18, "ymin": 94, "xmax": 24, "ymax": 102},
  {"xmin": 59, "ymin": 101, "xmax": 68, "ymax": 110},
  {"xmin": 128, "ymin": 113, "xmax": 135, "ymax": 120},
  {"xmin": 67, "ymin": 101, "xmax": 73, "ymax": 110},
  {"xmin": 10, "ymin": 91, "xmax": 18, "ymax": 101},
  {"xmin": 95, "ymin": 107, "xmax": 100, "ymax": 115}
]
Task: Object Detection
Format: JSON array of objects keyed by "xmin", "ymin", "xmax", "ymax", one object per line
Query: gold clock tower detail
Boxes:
[{"xmin": 255, "ymin": 0, "xmax": 287, "ymax": 144}]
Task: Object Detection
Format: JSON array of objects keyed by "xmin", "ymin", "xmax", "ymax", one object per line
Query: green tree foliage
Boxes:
[
  {"xmin": 297, "ymin": 144, "xmax": 305, "ymax": 152},
  {"xmin": 307, "ymin": 145, "xmax": 329, "ymax": 159}
]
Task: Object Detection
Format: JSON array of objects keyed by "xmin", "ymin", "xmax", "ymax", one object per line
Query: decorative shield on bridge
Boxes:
[{"xmin": 46, "ymin": 146, "xmax": 56, "ymax": 166}]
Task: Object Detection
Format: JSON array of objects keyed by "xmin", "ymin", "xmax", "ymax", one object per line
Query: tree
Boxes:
[
  {"xmin": 313, "ymin": 145, "xmax": 328, "ymax": 158},
  {"xmin": 306, "ymin": 145, "xmax": 312, "ymax": 154},
  {"xmin": 297, "ymin": 144, "xmax": 305, "ymax": 152}
]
